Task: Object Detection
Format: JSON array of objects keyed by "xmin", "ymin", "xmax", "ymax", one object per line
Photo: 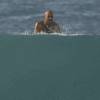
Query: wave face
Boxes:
[
  {"xmin": 0, "ymin": 0, "xmax": 100, "ymax": 35},
  {"xmin": 0, "ymin": 35, "xmax": 100, "ymax": 100}
]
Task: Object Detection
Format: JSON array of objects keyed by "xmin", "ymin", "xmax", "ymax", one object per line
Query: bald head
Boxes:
[
  {"xmin": 44, "ymin": 10, "xmax": 53, "ymax": 16},
  {"xmin": 44, "ymin": 10, "xmax": 54, "ymax": 25}
]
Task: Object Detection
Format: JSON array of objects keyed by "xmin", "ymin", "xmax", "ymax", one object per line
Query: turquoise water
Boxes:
[{"xmin": 0, "ymin": 35, "xmax": 100, "ymax": 100}]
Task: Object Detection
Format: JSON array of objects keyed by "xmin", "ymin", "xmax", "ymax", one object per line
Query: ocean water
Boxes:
[
  {"xmin": 0, "ymin": 0, "xmax": 100, "ymax": 100},
  {"xmin": 0, "ymin": 0, "xmax": 100, "ymax": 35},
  {"xmin": 0, "ymin": 35, "xmax": 100, "ymax": 100}
]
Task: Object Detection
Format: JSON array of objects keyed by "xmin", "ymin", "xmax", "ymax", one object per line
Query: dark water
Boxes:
[
  {"xmin": 0, "ymin": 0, "xmax": 100, "ymax": 35},
  {"xmin": 0, "ymin": 35, "xmax": 100, "ymax": 100}
]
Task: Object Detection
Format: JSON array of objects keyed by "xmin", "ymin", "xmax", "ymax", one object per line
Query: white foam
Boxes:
[
  {"xmin": 13, "ymin": 31, "xmax": 87, "ymax": 37},
  {"xmin": 33, "ymin": 32, "xmax": 87, "ymax": 36}
]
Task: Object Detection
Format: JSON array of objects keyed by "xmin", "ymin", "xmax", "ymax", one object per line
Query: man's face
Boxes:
[{"xmin": 44, "ymin": 11, "xmax": 53, "ymax": 24}]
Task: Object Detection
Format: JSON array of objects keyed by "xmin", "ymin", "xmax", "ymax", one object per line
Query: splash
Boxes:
[
  {"xmin": 32, "ymin": 32, "xmax": 87, "ymax": 36},
  {"xmin": 11, "ymin": 24, "xmax": 93, "ymax": 36},
  {"xmin": 13, "ymin": 31, "xmax": 87, "ymax": 37}
]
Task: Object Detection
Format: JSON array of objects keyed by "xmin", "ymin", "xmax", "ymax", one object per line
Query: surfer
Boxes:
[{"xmin": 34, "ymin": 10, "xmax": 61, "ymax": 33}]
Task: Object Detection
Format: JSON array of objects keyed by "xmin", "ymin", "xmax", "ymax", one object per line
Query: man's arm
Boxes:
[{"xmin": 34, "ymin": 21, "xmax": 43, "ymax": 33}]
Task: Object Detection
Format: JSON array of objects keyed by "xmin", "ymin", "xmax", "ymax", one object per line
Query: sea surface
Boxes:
[
  {"xmin": 0, "ymin": 35, "xmax": 100, "ymax": 100},
  {"xmin": 0, "ymin": 0, "xmax": 100, "ymax": 35},
  {"xmin": 0, "ymin": 0, "xmax": 100, "ymax": 100}
]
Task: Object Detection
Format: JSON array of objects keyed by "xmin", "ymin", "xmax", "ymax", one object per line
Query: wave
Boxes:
[
  {"xmin": 32, "ymin": 32, "xmax": 87, "ymax": 36},
  {"xmin": 11, "ymin": 31, "xmax": 92, "ymax": 37},
  {"xmin": 1, "ymin": 22, "xmax": 96, "ymax": 36}
]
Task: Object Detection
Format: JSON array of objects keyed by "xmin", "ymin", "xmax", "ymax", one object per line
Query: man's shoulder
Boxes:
[
  {"xmin": 34, "ymin": 20, "xmax": 44, "ymax": 29},
  {"xmin": 35, "ymin": 20, "xmax": 44, "ymax": 25}
]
